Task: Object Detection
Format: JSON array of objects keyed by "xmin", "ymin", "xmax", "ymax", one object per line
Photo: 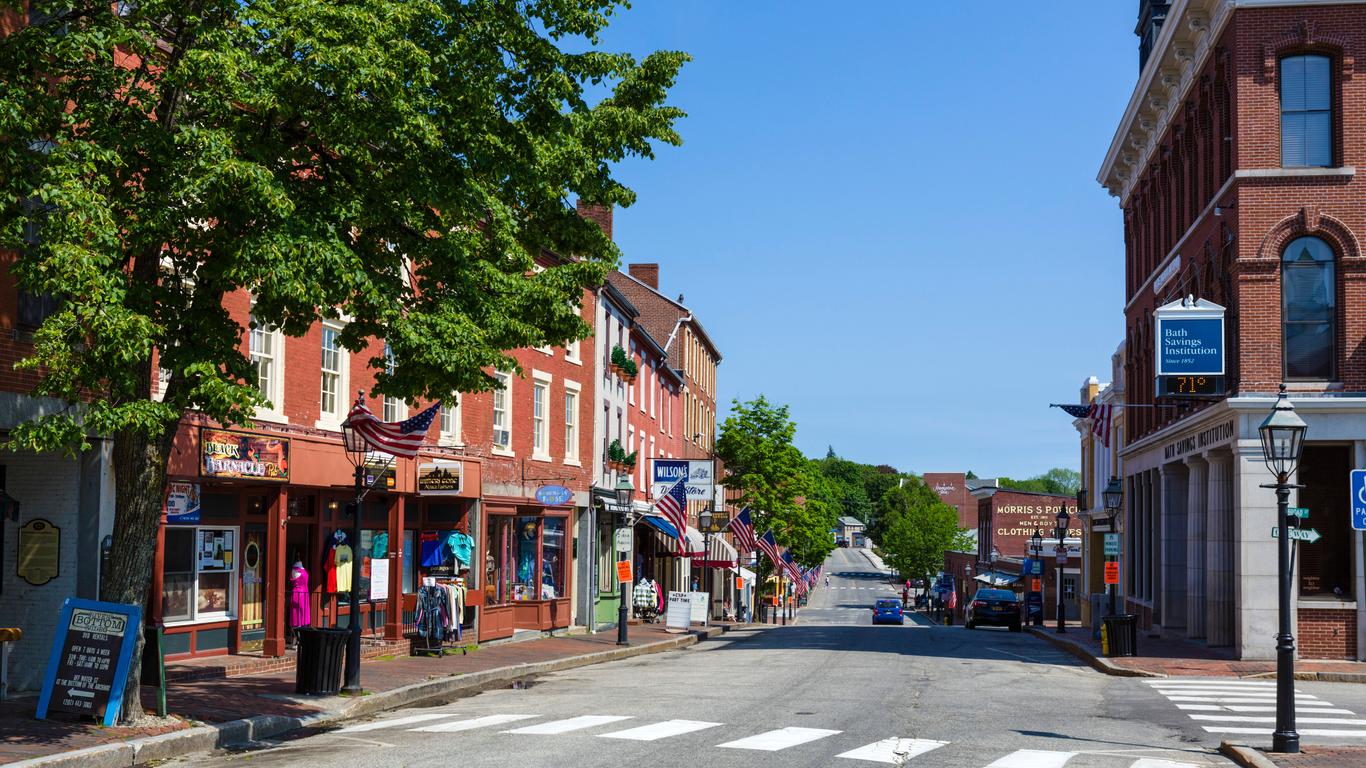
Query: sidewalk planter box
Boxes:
[{"xmin": 479, "ymin": 605, "xmax": 516, "ymax": 642}]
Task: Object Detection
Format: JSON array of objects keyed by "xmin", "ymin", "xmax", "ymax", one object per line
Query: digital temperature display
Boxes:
[{"xmin": 1156, "ymin": 375, "xmax": 1226, "ymax": 397}]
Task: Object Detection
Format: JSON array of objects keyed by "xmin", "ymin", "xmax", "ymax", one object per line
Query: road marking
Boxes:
[
  {"xmin": 1189, "ymin": 714, "xmax": 1366, "ymax": 725},
  {"xmin": 834, "ymin": 737, "xmax": 947, "ymax": 763},
  {"xmin": 336, "ymin": 713, "xmax": 460, "ymax": 733},
  {"xmin": 1155, "ymin": 688, "xmax": 1302, "ymax": 695},
  {"xmin": 984, "ymin": 749, "xmax": 1077, "ymax": 768},
  {"xmin": 597, "ymin": 720, "xmax": 722, "ymax": 741},
  {"xmin": 504, "ymin": 715, "xmax": 632, "ymax": 734},
  {"xmin": 716, "ymin": 726, "xmax": 841, "ymax": 751},
  {"xmin": 1223, "ymin": 706, "xmax": 1355, "ymax": 714},
  {"xmin": 1203, "ymin": 726, "xmax": 1366, "ymax": 737},
  {"xmin": 1128, "ymin": 760, "xmax": 1207, "ymax": 768},
  {"xmin": 412, "ymin": 714, "xmax": 538, "ymax": 733},
  {"xmin": 1146, "ymin": 679, "xmax": 1274, "ymax": 686},
  {"xmin": 1164, "ymin": 696, "xmax": 1329, "ymax": 704}
]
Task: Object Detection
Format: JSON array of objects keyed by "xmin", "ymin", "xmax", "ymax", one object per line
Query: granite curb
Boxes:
[
  {"xmin": 1025, "ymin": 627, "xmax": 1164, "ymax": 678},
  {"xmin": 5, "ymin": 625, "xmax": 734, "ymax": 768},
  {"xmin": 1219, "ymin": 741, "xmax": 1283, "ymax": 768}
]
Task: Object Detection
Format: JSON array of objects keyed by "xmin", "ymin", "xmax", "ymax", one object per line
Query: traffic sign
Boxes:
[
  {"xmin": 1352, "ymin": 470, "xmax": 1366, "ymax": 531},
  {"xmin": 1289, "ymin": 507, "xmax": 1310, "ymax": 520},
  {"xmin": 1103, "ymin": 533, "xmax": 1120, "ymax": 556},
  {"xmin": 1104, "ymin": 561, "xmax": 1120, "ymax": 585},
  {"xmin": 1272, "ymin": 527, "xmax": 1322, "ymax": 543}
]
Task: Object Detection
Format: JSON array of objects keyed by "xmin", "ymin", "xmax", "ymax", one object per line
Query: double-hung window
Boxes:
[
  {"xmin": 249, "ymin": 314, "xmax": 284, "ymax": 418},
  {"xmin": 320, "ymin": 323, "xmax": 346, "ymax": 425},
  {"xmin": 493, "ymin": 372, "xmax": 512, "ymax": 452},
  {"xmin": 439, "ymin": 394, "xmax": 461, "ymax": 445},
  {"xmin": 383, "ymin": 344, "xmax": 404, "ymax": 422},
  {"xmin": 564, "ymin": 386, "xmax": 579, "ymax": 463},
  {"xmin": 532, "ymin": 376, "xmax": 550, "ymax": 459},
  {"xmin": 1281, "ymin": 54, "xmax": 1333, "ymax": 167},
  {"xmin": 1282, "ymin": 236, "xmax": 1336, "ymax": 379}
]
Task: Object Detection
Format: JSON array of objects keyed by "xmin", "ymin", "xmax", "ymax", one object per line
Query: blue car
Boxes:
[{"xmin": 872, "ymin": 598, "xmax": 904, "ymax": 625}]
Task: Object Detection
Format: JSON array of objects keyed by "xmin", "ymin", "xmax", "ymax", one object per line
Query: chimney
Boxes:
[
  {"xmin": 575, "ymin": 199, "xmax": 613, "ymax": 241},
  {"xmin": 628, "ymin": 263, "xmax": 660, "ymax": 290}
]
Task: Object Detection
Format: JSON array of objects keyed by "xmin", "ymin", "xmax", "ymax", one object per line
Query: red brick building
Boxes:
[
  {"xmin": 1097, "ymin": 0, "xmax": 1366, "ymax": 659},
  {"xmin": 924, "ymin": 472, "xmax": 975, "ymax": 529}
]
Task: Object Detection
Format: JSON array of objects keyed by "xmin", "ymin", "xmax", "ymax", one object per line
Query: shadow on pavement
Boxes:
[{"xmin": 714, "ymin": 622, "xmax": 1087, "ymax": 668}]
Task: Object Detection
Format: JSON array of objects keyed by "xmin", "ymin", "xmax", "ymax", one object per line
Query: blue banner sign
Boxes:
[
  {"xmin": 1155, "ymin": 299, "xmax": 1225, "ymax": 376},
  {"xmin": 1351, "ymin": 470, "xmax": 1366, "ymax": 531},
  {"xmin": 37, "ymin": 598, "xmax": 141, "ymax": 727}
]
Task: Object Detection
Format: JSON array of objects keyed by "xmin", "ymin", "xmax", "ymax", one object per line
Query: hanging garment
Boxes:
[
  {"xmin": 446, "ymin": 531, "xmax": 473, "ymax": 567},
  {"xmin": 371, "ymin": 531, "xmax": 389, "ymax": 560},
  {"xmin": 419, "ymin": 531, "xmax": 445, "ymax": 567},
  {"xmin": 288, "ymin": 565, "xmax": 311, "ymax": 627},
  {"xmin": 633, "ymin": 579, "xmax": 656, "ymax": 609},
  {"xmin": 415, "ymin": 585, "xmax": 450, "ymax": 641},
  {"xmin": 334, "ymin": 543, "xmax": 354, "ymax": 593},
  {"xmin": 324, "ymin": 547, "xmax": 338, "ymax": 594}
]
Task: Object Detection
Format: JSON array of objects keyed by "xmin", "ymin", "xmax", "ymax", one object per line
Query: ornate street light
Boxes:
[
  {"xmin": 698, "ymin": 505, "xmax": 714, "ymax": 619},
  {"xmin": 1054, "ymin": 507, "xmax": 1070, "ymax": 634},
  {"xmin": 614, "ymin": 474, "xmax": 634, "ymax": 646},
  {"xmin": 338, "ymin": 391, "xmax": 369, "ymax": 695},
  {"xmin": 1029, "ymin": 529, "xmax": 1044, "ymax": 627},
  {"xmin": 1259, "ymin": 385, "xmax": 1308, "ymax": 754},
  {"xmin": 1103, "ymin": 477, "xmax": 1123, "ymax": 618}
]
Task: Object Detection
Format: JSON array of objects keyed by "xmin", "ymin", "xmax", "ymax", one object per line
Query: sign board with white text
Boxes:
[{"xmin": 651, "ymin": 459, "xmax": 715, "ymax": 501}]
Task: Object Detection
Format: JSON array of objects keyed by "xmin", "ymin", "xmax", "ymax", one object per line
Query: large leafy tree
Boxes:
[
  {"xmin": 876, "ymin": 479, "xmax": 971, "ymax": 584},
  {"xmin": 0, "ymin": 0, "xmax": 685, "ymax": 722}
]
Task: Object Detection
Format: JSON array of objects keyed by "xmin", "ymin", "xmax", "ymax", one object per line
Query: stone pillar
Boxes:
[
  {"xmin": 1232, "ymin": 440, "xmax": 1280, "ymax": 659},
  {"xmin": 1160, "ymin": 464, "xmax": 1189, "ymax": 633},
  {"xmin": 1185, "ymin": 454, "xmax": 1208, "ymax": 639},
  {"xmin": 1206, "ymin": 450, "xmax": 1235, "ymax": 648}
]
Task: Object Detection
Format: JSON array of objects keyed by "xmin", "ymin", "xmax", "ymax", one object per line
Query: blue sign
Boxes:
[
  {"xmin": 534, "ymin": 485, "xmax": 574, "ymax": 506},
  {"xmin": 37, "ymin": 598, "xmax": 141, "ymax": 727},
  {"xmin": 1156, "ymin": 316, "xmax": 1224, "ymax": 376},
  {"xmin": 1351, "ymin": 470, "xmax": 1366, "ymax": 531}
]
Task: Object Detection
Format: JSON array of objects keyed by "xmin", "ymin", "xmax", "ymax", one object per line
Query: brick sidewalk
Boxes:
[
  {"xmin": 0, "ymin": 623, "xmax": 701, "ymax": 765},
  {"xmin": 1249, "ymin": 746, "xmax": 1366, "ymax": 768}
]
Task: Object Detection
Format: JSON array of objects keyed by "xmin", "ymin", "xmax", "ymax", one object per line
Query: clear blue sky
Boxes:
[{"xmin": 596, "ymin": 2, "xmax": 1138, "ymax": 478}]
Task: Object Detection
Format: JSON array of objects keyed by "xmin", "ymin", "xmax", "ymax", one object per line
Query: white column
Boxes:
[
  {"xmin": 1206, "ymin": 450, "xmax": 1236, "ymax": 648},
  {"xmin": 1185, "ymin": 455, "xmax": 1208, "ymax": 639},
  {"xmin": 1161, "ymin": 464, "xmax": 1188, "ymax": 633},
  {"xmin": 1231, "ymin": 440, "xmax": 1280, "ymax": 659}
]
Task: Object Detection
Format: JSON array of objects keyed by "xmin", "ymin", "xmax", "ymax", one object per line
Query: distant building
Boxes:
[
  {"xmin": 923, "ymin": 473, "xmax": 974, "ymax": 529},
  {"xmin": 837, "ymin": 516, "xmax": 866, "ymax": 545}
]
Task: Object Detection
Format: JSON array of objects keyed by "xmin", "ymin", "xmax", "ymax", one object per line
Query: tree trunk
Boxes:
[{"xmin": 101, "ymin": 425, "xmax": 174, "ymax": 725}]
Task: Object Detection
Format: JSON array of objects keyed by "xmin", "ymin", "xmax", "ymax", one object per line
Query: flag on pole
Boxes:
[
  {"xmin": 756, "ymin": 530, "xmax": 783, "ymax": 571},
  {"xmin": 652, "ymin": 477, "xmax": 689, "ymax": 551},
  {"xmin": 1091, "ymin": 403, "xmax": 1113, "ymax": 449},
  {"xmin": 344, "ymin": 395, "xmax": 440, "ymax": 458},
  {"xmin": 726, "ymin": 507, "xmax": 758, "ymax": 553},
  {"xmin": 779, "ymin": 550, "xmax": 802, "ymax": 582}
]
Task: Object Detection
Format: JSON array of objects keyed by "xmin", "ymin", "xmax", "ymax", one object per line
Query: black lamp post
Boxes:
[
  {"xmin": 615, "ymin": 475, "xmax": 635, "ymax": 647},
  {"xmin": 698, "ymin": 505, "xmax": 714, "ymax": 621},
  {"xmin": 1030, "ymin": 529, "xmax": 1043, "ymax": 627},
  {"xmin": 339, "ymin": 393, "xmax": 369, "ymax": 695},
  {"xmin": 1103, "ymin": 477, "xmax": 1124, "ymax": 618},
  {"xmin": 1259, "ymin": 385, "xmax": 1308, "ymax": 754},
  {"xmin": 1054, "ymin": 507, "xmax": 1070, "ymax": 634}
]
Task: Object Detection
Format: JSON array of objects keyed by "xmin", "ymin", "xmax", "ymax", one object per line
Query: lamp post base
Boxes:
[{"xmin": 1272, "ymin": 732, "xmax": 1299, "ymax": 754}]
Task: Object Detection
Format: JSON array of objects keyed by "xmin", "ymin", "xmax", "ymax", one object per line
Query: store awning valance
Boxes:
[
  {"xmin": 738, "ymin": 567, "xmax": 756, "ymax": 584},
  {"xmin": 641, "ymin": 515, "xmax": 679, "ymax": 539},
  {"xmin": 972, "ymin": 570, "xmax": 1020, "ymax": 587}
]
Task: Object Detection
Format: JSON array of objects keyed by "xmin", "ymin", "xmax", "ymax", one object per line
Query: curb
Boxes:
[
  {"xmin": 1219, "ymin": 741, "xmax": 1280, "ymax": 768},
  {"xmin": 1025, "ymin": 628, "xmax": 1164, "ymax": 678},
  {"xmin": 7, "ymin": 628, "xmax": 725, "ymax": 768},
  {"xmin": 1245, "ymin": 669, "xmax": 1366, "ymax": 684}
]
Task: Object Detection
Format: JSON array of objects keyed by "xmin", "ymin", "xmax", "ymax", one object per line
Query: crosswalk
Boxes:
[
  {"xmin": 334, "ymin": 711, "xmax": 1220, "ymax": 766},
  {"xmin": 1145, "ymin": 678, "xmax": 1366, "ymax": 738}
]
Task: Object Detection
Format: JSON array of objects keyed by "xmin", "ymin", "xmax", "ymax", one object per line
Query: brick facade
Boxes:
[{"xmin": 923, "ymin": 472, "xmax": 974, "ymax": 529}]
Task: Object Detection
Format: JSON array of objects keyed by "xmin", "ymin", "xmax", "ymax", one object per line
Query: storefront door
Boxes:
[{"xmin": 239, "ymin": 525, "xmax": 267, "ymax": 652}]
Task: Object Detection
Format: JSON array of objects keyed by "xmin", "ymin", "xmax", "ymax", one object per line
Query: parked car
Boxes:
[
  {"xmin": 871, "ymin": 598, "xmax": 904, "ymax": 625},
  {"xmin": 965, "ymin": 588, "xmax": 1021, "ymax": 631}
]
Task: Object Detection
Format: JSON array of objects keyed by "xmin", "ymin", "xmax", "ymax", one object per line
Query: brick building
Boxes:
[
  {"xmin": 1097, "ymin": 0, "xmax": 1366, "ymax": 659},
  {"xmin": 924, "ymin": 472, "xmax": 976, "ymax": 529}
]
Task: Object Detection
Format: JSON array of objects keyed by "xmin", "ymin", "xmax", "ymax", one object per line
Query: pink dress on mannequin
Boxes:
[{"xmin": 288, "ymin": 563, "xmax": 311, "ymax": 627}]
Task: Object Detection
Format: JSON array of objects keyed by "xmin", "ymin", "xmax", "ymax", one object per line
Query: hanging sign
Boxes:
[
  {"xmin": 17, "ymin": 519, "xmax": 60, "ymax": 586},
  {"xmin": 36, "ymin": 598, "xmax": 141, "ymax": 727},
  {"xmin": 534, "ymin": 485, "xmax": 573, "ymax": 506},
  {"xmin": 614, "ymin": 528, "xmax": 633, "ymax": 553},
  {"xmin": 1104, "ymin": 562, "xmax": 1120, "ymax": 585},
  {"xmin": 1154, "ymin": 298, "xmax": 1226, "ymax": 397},
  {"xmin": 615, "ymin": 560, "xmax": 633, "ymax": 584},
  {"xmin": 651, "ymin": 459, "xmax": 715, "ymax": 501},
  {"xmin": 200, "ymin": 428, "xmax": 290, "ymax": 481},
  {"xmin": 164, "ymin": 482, "xmax": 201, "ymax": 525},
  {"xmin": 1351, "ymin": 469, "xmax": 1366, "ymax": 531},
  {"xmin": 417, "ymin": 461, "xmax": 463, "ymax": 495}
]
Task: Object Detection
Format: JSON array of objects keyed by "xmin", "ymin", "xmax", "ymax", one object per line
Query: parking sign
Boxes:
[{"xmin": 1351, "ymin": 470, "xmax": 1366, "ymax": 531}]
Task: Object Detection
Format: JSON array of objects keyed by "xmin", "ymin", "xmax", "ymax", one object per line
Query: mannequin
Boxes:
[{"xmin": 288, "ymin": 560, "xmax": 311, "ymax": 644}]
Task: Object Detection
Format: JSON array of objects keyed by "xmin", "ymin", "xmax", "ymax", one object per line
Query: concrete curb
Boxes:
[
  {"xmin": 1025, "ymin": 627, "xmax": 1164, "ymax": 678},
  {"xmin": 7, "ymin": 628, "xmax": 726, "ymax": 768},
  {"xmin": 1244, "ymin": 669, "xmax": 1366, "ymax": 684},
  {"xmin": 1219, "ymin": 741, "xmax": 1281, "ymax": 768}
]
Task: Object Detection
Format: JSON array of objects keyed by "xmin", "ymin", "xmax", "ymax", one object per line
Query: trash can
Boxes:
[
  {"xmin": 295, "ymin": 627, "xmax": 349, "ymax": 695},
  {"xmin": 1101, "ymin": 614, "xmax": 1139, "ymax": 657}
]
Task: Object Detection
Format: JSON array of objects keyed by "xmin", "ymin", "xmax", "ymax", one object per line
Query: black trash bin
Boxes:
[
  {"xmin": 295, "ymin": 627, "xmax": 350, "ymax": 695},
  {"xmin": 1102, "ymin": 614, "xmax": 1139, "ymax": 657}
]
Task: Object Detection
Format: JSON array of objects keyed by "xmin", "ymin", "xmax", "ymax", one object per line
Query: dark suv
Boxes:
[{"xmin": 965, "ymin": 588, "xmax": 1021, "ymax": 632}]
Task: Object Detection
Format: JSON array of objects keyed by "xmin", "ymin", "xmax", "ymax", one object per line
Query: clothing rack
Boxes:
[{"xmin": 409, "ymin": 578, "xmax": 471, "ymax": 657}]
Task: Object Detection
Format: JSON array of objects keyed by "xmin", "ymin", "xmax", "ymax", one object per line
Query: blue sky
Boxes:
[{"xmin": 595, "ymin": 2, "xmax": 1137, "ymax": 478}]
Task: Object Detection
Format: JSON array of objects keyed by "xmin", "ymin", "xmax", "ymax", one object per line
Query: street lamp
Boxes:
[
  {"xmin": 1054, "ymin": 507, "xmax": 1070, "ymax": 634},
  {"xmin": 339, "ymin": 392, "xmax": 369, "ymax": 695},
  {"xmin": 1103, "ymin": 477, "xmax": 1123, "ymax": 618},
  {"xmin": 698, "ymin": 505, "xmax": 714, "ymax": 621},
  {"xmin": 1030, "ymin": 530, "xmax": 1043, "ymax": 627},
  {"xmin": 1259, "ymin": 384, "xmax": 1308, "ymax": 754},
  {"xmin": 615, "ymin": 475, "xmax": 635, "ymax": 646}
]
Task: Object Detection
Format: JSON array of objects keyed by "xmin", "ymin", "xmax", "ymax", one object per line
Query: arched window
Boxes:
[
  {"xmin": 1280, "ymin": 54, "xmax": 1332, "ymax": 167},
  {"xmin": 1282, "ymin": 236, "xmax": 1336, "ymax": 379}
]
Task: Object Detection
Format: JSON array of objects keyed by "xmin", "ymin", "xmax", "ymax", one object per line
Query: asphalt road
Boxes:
[{"xmin": 166, "ymin": 547, "xmax": 1276, "ymax": 768}]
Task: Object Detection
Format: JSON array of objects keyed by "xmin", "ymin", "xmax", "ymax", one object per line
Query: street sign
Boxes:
[
  {"xmin": 1272, "ymin": 527, "xmax": 1322, "ymax": 543},
  {"xmin": 1103, "ymin": 533, "xmax": 1120, "ymax": 556},
  {"xmin": 614, "ymin": 528, "xmax": 633, "ymax": 552},
  {"xmin": 615, "ymin": 560, "xmax": 633, "ymax": 584},
  {"xmin": 1104, "ymin": 561, "xmax": 1120, "ymax": 585},
  {"xmin": 1031, "ymin": 560, "xmax": 1043, "ymax": 575},
  {"xmin": 1030, "ymin": 578, "xmax": 1042, "ymax": 592},
  {"xmin": 1289, "ymin": 507, "xmax": 1310, "ymax": 520},
  {"xmin": 1351, "ymin": 469, "xmax": 1366, "ymax": 531},
  {"xmin": 1056, "ymin": 550, "xmax": 1068, "ymax": 564}
]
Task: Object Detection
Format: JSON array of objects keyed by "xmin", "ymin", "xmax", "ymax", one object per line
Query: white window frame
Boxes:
[
  {"xmin": 531, "ymin": 370, "xmax": 552, "ymax": 461},
  {"xmin": 439, "ymin": 393, "xmax": 462, "ymax": 447},
  {"xmin": 492, "ymin": 371, "xmax": 513, "ymax": 455},
  {"xmin": 317, "ymin": 321, "xmax": 349, "ymax": 430},
  {"xmin": 382, "ymin": 343, "xmax": 406, "ymax": 423},
  {"xmin": 628, "ymin": 343, "xmax": 636, "ymax": 406},
  {"xmin": 563, "ymin": 381, "xmax": 581, "ymax": 465},
  {"xmin": 161, "ymin": 524, "xmax": 240, "ymax": 627},
  {"xmin": 565, "ymin": 336, "xmax": 581, "ymax": 365}
]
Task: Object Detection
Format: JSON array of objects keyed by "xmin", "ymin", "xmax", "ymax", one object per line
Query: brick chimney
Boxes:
[
  {"xmin": 575, "ymin": 200, "xmax": 613, "ymax": 241},
  {"xmin": 628, "ymin": 263, "xmax": 659, "ymax": 290}
]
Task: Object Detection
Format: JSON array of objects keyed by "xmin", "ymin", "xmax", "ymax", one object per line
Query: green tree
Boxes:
[
  {"xmin": 998, "ymin": 468, "xmax": 1081, "ymax": 496},
  {"xmin": 876, "ymin": 479, "xmax": 969, "ymax": 583},
  {"xmin": 0, "ymin": 0, "xmax": 685, "ymax": 722}
]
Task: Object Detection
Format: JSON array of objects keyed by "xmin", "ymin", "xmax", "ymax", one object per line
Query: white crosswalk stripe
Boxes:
[
  {"xmin": 598, "ymin": 719, "xmax": 722, "ymax": 741},
  {"xmin": 1145, "ymin": 677, "xmax": 1366, "ymax": 739},
  {"xmin": 834, "ymin": 737, "xmax": 947, "ymax": 763},
  {"xmin": 504, "ymin": 715, "xmax": 632, "ymax": 734},
  {"xmin": 336, "ymin": 712, "xmax": 462, "ymax": 733},
  {"xmin": 716, "ymin": 726, "xmax": 842, "ymax": 751},
  {"xmin": 412, "ymin": 714, "xmax": 538, "ymax": 733},
  {"xmin": 984, "ymin": 749, "xmax": 1077, "ymax": 768}
]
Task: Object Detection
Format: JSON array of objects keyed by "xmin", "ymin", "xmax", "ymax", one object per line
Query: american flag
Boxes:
[
  {"xmin": 344, "ymin": 395, "xmax": 440, "ymax": 458},
  {"xmin": 1056, "ymin": 403, "xmax": 1113, "ymax": 449},
  {"xmin": 653, "ymin": 477, "xmax": 688, "ymax": 550},
  {"xmin": 756, "ymin": 530, "xmax": 783, "ymax": 572},
  {"xmin": 725, "ymin": 507, "xmax": 758, "ymax": 553},
  {"xmin": 779, "ymin": 550, "xmax": 802, "ymax": 582},
  {"xmin": 1057, "ymin": 403, "xmax": 1092, "ymax": 419}
]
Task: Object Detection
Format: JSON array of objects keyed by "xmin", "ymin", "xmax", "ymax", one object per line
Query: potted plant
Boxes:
[
  {"xmin": 608, "ymin": 439, "xmax": 626, "ymax": 471},
  {"xmin": 620, "ymin": 358, "xmax": 638, "ymax": 383},
  {"xmin": 610, "ymin": 345, "xmax": 629, "ymax": 376},
  {"xmin": 622, "ymin": 451, "xmax": 638, "ymax": 472}
]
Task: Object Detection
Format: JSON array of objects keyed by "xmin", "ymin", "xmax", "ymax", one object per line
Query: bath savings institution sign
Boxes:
[{"xmin": 1155, "ymin": 298, "xmax": 1225, "ymax": 378}]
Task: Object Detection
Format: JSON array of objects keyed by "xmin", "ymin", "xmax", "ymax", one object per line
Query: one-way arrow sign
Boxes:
[{"xmin": 1272, "ymin": 527, "xmax": 1322, "ymax": 543}]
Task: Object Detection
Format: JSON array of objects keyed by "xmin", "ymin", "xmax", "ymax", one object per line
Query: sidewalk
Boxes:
[
  {"xmin": 0, "ymin": 622, "xmax": 747, "ymax": 767},
  {"xmin": 1223, "ymin": 742, "xmax": 1366, "ymax": 768},
  {"xmin": 1029, "ymin": 626, "xmax": 1366, "ymax": 681}
]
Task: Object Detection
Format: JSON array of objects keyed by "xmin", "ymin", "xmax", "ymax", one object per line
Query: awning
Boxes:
[
  {"xmin": 973, "ymin": 570, "xmax": 1020, "ymax": 587},
  {"xmin": 641, "ymin": 515, "xmax": 679, "ymax": 539},
  {"xmin": 683, "ymin": 526, "xmax": 705, "ymax": 557},
  {"xmin": 738, "ymin": 567, "xmax": 756, "ymax": 584},
  {"xmin": 689, "ymin": 532, "xmax": 738, "ymax": 568}
]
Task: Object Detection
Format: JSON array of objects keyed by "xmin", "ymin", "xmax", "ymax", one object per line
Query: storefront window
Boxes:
[
  {"xmin": 597, "ymin": 522, "xmax": 614, "ymax": 594},
  {"xmin": 403, "ymin": 530, "xmax": 416, "ymax": 594},
  {"xmin": 1298, "ymin": 445, "xmax": 1354, "ymax": 599},
  {"xmin": 542, "ymin": 517, "xmax": 566, "ymax": 599},
  {"xmin": 512, "ymin": 516, "xmax": 539, "ymax": 600},
  {"xmin": 162, "ymin": 525, "xmax": 238, "ymax": 623}
]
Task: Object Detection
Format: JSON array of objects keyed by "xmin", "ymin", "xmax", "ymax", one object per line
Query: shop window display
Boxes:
[
  {"xmin": 162, "ymin": 525, "xmax": 238, "ymax": 623},
  {"xmin": 542, "ymin": 518, "xmax": 566, "ymax": 599},
  {"xmin": 513, "ymin": 516, "xmax": 539, "ymax": 601}
]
